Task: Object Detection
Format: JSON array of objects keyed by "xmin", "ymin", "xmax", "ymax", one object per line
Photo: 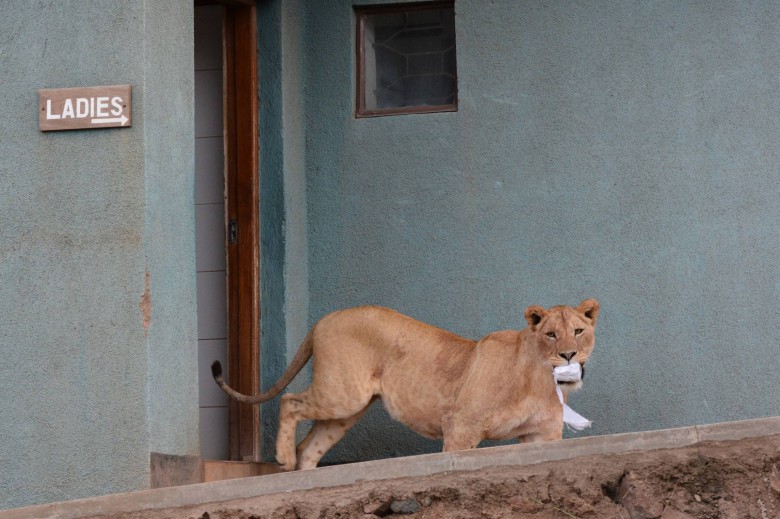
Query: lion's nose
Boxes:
[{"xmin": 559, "ymin": 351, "xmax": 576, "ymax": 362}]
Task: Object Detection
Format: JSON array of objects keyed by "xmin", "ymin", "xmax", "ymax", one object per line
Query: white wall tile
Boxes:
[
  {"xmin": 195, "ymin": 70, "xmax": 223, "ymax": 138},
  {"xmin": 196, "ymin": 3, "xmax": 228, "ymax": 463},
  {"xmin": 199, "ymin": 339, "xmax": 229, "ymax": 407},
  {"xmin": 195, "ymin": 203, "xmax": 226, "ymax": 272},
  {"xmin": 195, "ymin": 5, "xmax": 223, "ymax": 71},
  {"xmin": 195, "ymin": 137, "xmax": 224, "ymax": 205},
  {"xmin": 197, "ymin": 271, "xmax": 227, "ymax": 340},
  {"xmin": 200, "ymin": 407, "xmax": 229, "ymax": 460}
]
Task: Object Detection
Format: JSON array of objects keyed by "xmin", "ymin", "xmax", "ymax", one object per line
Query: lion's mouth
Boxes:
[{"xmin": 555, "ymin": 363, "xmax": 585, "ymax": 385}]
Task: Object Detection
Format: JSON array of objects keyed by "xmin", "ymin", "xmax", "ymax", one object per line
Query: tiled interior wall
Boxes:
[{"xmin": 194, "ymin": 4, "xmax": 229, "ymax": 461}]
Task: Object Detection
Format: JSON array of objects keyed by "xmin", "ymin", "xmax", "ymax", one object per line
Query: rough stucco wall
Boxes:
[
  {"xmin": 0, "ymin": 1, "xmax": 197, "ymax": 509},
  {"xmin": 258, "ymin": 0, "xmax": 310, "ymax": 459},
  {"xmin": 258, "ymin": 0, "xmax": 288, "ymax": 460},
  {"xmin": 292, "ymin": 0, "xmax": 780, "ymax": 464},
  {"xmin": 143, "ymin": 0, "xmax": 198, "ymax": 459}
]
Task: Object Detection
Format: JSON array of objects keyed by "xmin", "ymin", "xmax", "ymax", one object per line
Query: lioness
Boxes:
[{"xmin": 212, "ymin": 299, "xmax": 599, "ymax": 471}]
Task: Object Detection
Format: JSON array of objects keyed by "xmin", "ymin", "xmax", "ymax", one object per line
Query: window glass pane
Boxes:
[{"xmin": 361, "ymin": 4, "xmax": 457, "ymax": 114}]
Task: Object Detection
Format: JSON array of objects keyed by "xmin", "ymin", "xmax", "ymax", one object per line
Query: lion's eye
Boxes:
[
  {"xmin": 545, "ymin": 332, "xmax": 556, "ymax": 339},
  {"xmin": 574, "ymin": 328, "xmax": 584, "ymax": 336}
]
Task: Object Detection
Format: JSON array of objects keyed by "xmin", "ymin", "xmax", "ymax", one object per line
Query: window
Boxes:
[{"xmin": 356, "ymin": 1, "xmax": 457, "ymax": 117}]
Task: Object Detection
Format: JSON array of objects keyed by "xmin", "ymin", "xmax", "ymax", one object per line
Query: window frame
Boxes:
[{"xmin": 355, "ymin": 0, "xmax": 458, "ymax": 118}]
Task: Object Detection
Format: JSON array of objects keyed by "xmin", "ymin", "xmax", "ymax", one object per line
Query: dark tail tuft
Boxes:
[{"xmin": 211, "ymin": 361, "xmax": 223, "ymax": 381}]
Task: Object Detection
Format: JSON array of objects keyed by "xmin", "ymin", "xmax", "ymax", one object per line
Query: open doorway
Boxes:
[{"xmin": 195, "ymin": 1, "xmax": 260, "ymax": 462}]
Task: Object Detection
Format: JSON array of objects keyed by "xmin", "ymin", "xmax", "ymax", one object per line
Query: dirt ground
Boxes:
[{"xmin": 108, "ymin": 434, "xmax": 780, "ymax": 519}]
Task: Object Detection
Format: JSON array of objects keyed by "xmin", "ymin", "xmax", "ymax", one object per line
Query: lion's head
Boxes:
[{"xmin": 524, "ymin": 299, "xmax": 600, "ymax": 390}]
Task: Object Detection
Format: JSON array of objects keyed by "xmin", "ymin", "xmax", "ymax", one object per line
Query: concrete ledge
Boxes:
[
  {"xmin": 4, "ymin": 416, "xmax": 780, "ymax": 519},
  {"xmin": 150, "ymin": 452, "xmax": 203, "ymax": 489}
]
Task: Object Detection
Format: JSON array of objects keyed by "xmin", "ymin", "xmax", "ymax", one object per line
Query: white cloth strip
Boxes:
[{"xmin": 553, "ymin": 364, "xmax": 592, "ymax": 431}]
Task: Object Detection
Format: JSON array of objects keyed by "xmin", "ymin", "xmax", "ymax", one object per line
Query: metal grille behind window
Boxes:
[{"xmin": 356, "ymin": 1, "xmax": 457, "ymax": 117}]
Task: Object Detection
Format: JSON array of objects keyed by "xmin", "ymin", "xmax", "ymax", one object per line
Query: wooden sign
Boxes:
[{"xmin": 39, "ymin": 85, "xmax": 132, "ymax": 132}]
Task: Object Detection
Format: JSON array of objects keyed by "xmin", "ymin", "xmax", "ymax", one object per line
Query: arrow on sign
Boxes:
[{"xmin": 91, "ymin": 115, "xmax": 129, "ymax": 126}]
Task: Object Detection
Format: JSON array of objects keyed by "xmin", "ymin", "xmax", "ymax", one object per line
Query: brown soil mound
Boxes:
[{"xmin": 108, "ymin": 434, "xmax": 780, "ymax": 519}]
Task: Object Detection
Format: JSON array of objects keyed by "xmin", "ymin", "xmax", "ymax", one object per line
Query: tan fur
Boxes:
[{"xmin": 212, "ymin": 299, "xmax": 599, "ymax": 471}]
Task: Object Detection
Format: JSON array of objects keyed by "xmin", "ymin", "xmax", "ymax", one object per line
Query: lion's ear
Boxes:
[
  {"xmin": 525, "ymin": 305, "xmax": 547, "ymax": 330},
  {"xmin": 578, "ymin": 298, "xmax": 600, "ymax": 326}
]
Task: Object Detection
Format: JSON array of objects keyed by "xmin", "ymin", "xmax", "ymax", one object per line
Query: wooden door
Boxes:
[
  {"xmin": 194, "ymin": 0, "xmax": 260, "ymax": 462},
  {"xmin": 224, "ymin": 3, "xmax": 261, "ymax": 462}
]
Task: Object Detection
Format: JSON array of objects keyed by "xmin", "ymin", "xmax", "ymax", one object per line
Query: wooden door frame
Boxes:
[{"xmin": 223, "ymin": 2, "xmax": 261, "ymax": 462}]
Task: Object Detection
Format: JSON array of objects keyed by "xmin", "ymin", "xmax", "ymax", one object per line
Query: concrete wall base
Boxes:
[{"xmin": 3, "ymin": 416, "xmax": 779, "ymax": 519}]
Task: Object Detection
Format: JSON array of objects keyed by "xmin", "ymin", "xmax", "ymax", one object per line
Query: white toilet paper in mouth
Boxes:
[
  {"xmin": 553, "ymin": 364, "xmax": 592, "ymax": 431},
  {"xmin": 553, "ymin": 363, "xmax": 582, "ymax": 382}
]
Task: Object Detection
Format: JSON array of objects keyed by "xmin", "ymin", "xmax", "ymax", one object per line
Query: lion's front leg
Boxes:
[
  {"xmin": 519, "ymin": 419, "xmax": 563, "ymax": 443},
  {"xmin": 442, "ymin": 435, "xmax": 481, "ymax": 452},
  {"xmin": 441, "ymin": 412, "xmax": 482, "ymax": 452}
]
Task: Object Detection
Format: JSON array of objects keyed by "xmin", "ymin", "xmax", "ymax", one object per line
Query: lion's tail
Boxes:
[{"xmin": 211, "ymin": 331, "xmax": 314, "ymax": 405}]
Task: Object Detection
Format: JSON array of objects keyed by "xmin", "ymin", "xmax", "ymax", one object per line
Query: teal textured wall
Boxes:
[
  {"xmin": 258, "ymin": 0, "xmax": 313, "ymax": 458},
  {"xmin": 142, "ymin": 0, "xmax": 198, "ymax": 460},
  {"xmin": 257, "ymin": 0, "xmax": 780, "ymax": 464},
  {"xmin": 3, "ymin": 0, "xmax": 780, "ymax": 504},
  {"xmin": 0, "ymin": 0, "xmax": 197, "ymax": 509}
]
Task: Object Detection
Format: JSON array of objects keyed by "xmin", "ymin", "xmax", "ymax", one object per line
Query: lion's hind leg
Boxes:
[
  {"xmin": 276, "ymin": 388, "xmax": 374, "ymax": 471},
  {"xmin": 296, "ymin": 400, "xmax": 375, "ymax": 470}
]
